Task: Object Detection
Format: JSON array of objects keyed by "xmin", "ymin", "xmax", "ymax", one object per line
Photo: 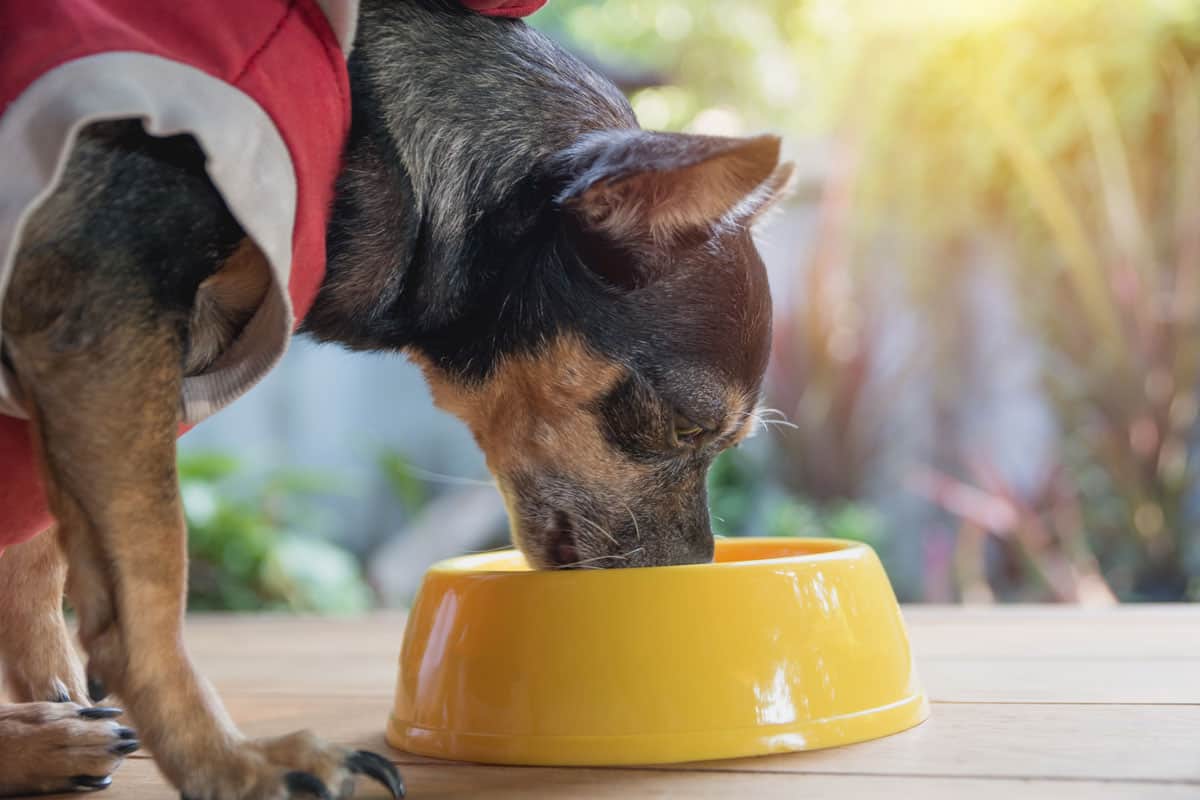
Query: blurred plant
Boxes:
[
  {"xmin": 832, "ymin": 0, "xmax": 1200, "ymax": 599},
  {"xmin": 377, "ymin": 450, "xmax": 432, "ymax": 513},
  {"xmin": 532, "ymin": 1, "xmax": 816, "ymax": 136},
  {"xmin": 910, "ymin": 462, "xmax": 1116, "ymax": 604},
  {"xmin": 707, "ymin": 446, "xmax": 761, "ymax": 534},
  {"xmin": 708, "ymin": 447, "xmax": 886, "ymax": 550},
  {"xmin": 767, "ymin": 140, "xmax": 918, "ymax": 504},
  {"xmin": 180, "ymin": 452, "xmax": 372, "ymax": 612}
]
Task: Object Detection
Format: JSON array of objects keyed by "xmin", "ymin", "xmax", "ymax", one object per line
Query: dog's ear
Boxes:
[{"xmin": 557, "ymin": 131, "xmax": 793, "ymax": 245}]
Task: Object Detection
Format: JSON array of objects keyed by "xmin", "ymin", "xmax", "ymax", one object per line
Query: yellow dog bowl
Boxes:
[{"xmin": 387, "ymin": 538, "xmax": 928, "ymax": 766}]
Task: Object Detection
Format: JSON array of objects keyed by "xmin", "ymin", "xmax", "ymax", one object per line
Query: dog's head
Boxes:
[{"xmin": 414, "ymin": 130, "xmax": 791, "ymax": 569}]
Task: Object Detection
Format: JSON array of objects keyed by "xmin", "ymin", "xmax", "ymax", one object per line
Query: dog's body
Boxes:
[{"xmin": 0, "ymin": 0, "xmax": 790, "ymax": 796}]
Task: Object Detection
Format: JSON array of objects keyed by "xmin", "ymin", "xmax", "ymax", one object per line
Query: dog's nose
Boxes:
[{"xmin": 546, "ymin": 512, "xmax": 580, "ymax": 568}]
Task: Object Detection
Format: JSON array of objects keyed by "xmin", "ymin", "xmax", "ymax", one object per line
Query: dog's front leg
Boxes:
[
  {"xmin": 0, "ymin": 529, "xmax": 88, "ymax": 704},
  {"xmin": 0, "ymin": 534, "xmax": 137, "ymax": 796},
  {"xmin": 5, "ymin": 276, "xmax": 403, "ymax": 799}
]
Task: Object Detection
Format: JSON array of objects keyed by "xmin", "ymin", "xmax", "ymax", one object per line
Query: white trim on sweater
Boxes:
[
  {"xmin": 315, "ymin": 0, "xmax": 361, "ymax": 54},
  {"xmin": 0, "ymin": 53, "xmax": 297, "ymax": 424}
]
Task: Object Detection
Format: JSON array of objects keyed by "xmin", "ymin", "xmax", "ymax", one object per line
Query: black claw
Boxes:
[
  {"xmin": 111, "ymin": 739, "xmax": 140, "ymax": 756},
  {"xmin": 346, "ymin": 750, "xmax": 405, "ymax": 799},
  {"xmin": 88, "ymin": 676, "xmax": 108, "ymax": 703},
  {"xmin": 71, "ymin": 774, "xmax": 113, "ymax": 790},
  {"xmin": 284, "ymin": 771, "xmax": 333, "ymax": 800},
  {"xmin": 79, "ymin": 706, "xmax": 123, "ymax": 720},
  {"xmin": 116, "ymin": 726, "xmax": 137, "ymax": 740}
]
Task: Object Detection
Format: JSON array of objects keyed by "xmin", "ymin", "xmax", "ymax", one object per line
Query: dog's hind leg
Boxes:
[{"xmin": 0, "ymin": 528, "xmax": 89, "ymax": 704}]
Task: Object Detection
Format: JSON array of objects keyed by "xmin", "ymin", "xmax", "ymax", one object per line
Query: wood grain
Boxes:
[
  {"xmin": 8, "ymin": 607, "xmax": 1200, "ymax": 799},
  {"xmin": 39, "ymin": 757, "xmax": 1200, "ymax": 800}
]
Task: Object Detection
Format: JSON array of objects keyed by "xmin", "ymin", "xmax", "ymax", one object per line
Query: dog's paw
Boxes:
[
  {"xmin": 0, "ymin": 702, "xmax": 138, "ymax": 795},
  {"xmin": 177, "ymin": 731, "xmax": 404, "ymax": 800}
]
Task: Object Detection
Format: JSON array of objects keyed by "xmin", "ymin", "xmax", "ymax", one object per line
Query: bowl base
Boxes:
[{"xmin": 386, "ymin": 692, "xmax": 930, "ymax": 767}]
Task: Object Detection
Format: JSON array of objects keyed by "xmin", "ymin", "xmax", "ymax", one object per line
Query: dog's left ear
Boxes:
[{"xmin": 557, "ymin": 131, "xmax": 795, "ymax": 242}]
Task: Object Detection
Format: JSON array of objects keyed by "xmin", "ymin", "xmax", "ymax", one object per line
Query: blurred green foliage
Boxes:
[
  {"xmin": 378, "ymin": 450, "xmax": 431, "ymax": 513},
  {"xmin": 826, "ymin": 0, "xmax": 1200, "ymax": 600},
  {"xmin": 180, "ymin": 453, "xmax": 371, "ymax": 612},
  {"xmin": 708, "ymin": 448, "xmax": 885, "ymax": 549},
  {"xmin": 533, "ymin": 1, "xmax": 816, "ymax": 135}
]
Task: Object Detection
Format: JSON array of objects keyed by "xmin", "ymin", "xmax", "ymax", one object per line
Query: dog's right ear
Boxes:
[{"xmin": 556, "ymin": 130, "xmax": 792, "ymax": 244}]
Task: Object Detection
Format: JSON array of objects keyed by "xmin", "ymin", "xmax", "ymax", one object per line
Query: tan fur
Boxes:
[
  {"xmin": 414, "ymin": 335, "xmax": 625, "ymax": 482},
  {"xmin": 575, "ymin": 136, "xmax": 786, "ymax": 243},
  {"xmin": 1, "ymin": 239, "xmax": 372, "ymax": 798},
  {"xmin": 0, "ymin": 530, "xmax": 87, "ymax": 704},
  {"xmin": 0, "ymin": 702, "xmax": 133, "ymax": 795},
  {"xmin": 725, "ymin": 162, "xmax": 797, "ymax": 228},
  {"xmin": 184, "ymin": 237, "xmax": 271, "ymax": 376},
  {"xmin": 725, "ymin": 388, "xmax": 763, "ymax": 447},
  {"xmin": 411, "ymin": 336, "xmax": 645, "ymax": 559}
]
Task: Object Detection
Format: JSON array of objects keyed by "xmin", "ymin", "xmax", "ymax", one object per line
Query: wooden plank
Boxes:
[
  {"xmin": 904, "ymin": 605, "xmax": 1200, "ymax": 621},
  {"xmin": 185, "ymin": 614, "xmax": 403, "ymax": 696},
  {"xmin": 40, "ymin": 756, "xmax": 1200, "ymax": 800},
  {"xmin": 113, "ymin": 693, "xmax": 1200, "ymax": 785},
  {"xmin": 904, "ymin": 606, "xmax": 1200, "ymax": 659},
  {"xmin": 8, "ymin": 609, "xmax": 1198, "ymax": 799},
  {"xmin": 918, "ymin": 659, "xmax": 1200, "ymax": 704},
  {"xmin": 192, "ymin": 650, "xmax": 1200, "ymax": 706},
  {"xmin": 177, "ymin": 606, "xmax": 1200, "ymax": 665},
  {"xmin": 682, "ymin": 703, "xmax": 1200, "ymax": 783},
  {"xmin": 178, "ymin": 612, "xmax": 1200, "ymax": 705}
]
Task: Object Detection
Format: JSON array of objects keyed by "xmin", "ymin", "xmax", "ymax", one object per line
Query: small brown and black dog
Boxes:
[{"xmin": 0, "ymin": 0, "xmax": 791, "ymax": 797}]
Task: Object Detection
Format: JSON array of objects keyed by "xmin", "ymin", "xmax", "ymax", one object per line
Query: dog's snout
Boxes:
[{"xmin": 546, "ymin": 511, "xmax": 581, "ymax": 568}]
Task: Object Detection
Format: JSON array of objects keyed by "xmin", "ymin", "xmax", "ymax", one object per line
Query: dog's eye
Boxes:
[{"xmin": 673, "ymin": 414, "xmax": 707, "ymax": 445}]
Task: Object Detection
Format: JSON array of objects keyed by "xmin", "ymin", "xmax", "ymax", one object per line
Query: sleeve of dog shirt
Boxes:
[{"xmin": 0, "ymin": 0, "xmax": 354, "ymax": 552}]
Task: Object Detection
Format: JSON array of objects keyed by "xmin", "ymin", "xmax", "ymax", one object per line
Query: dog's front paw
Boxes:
[
  {"xmin": 0, "ymin": 702, "xmax": 138, "ymax": 795},
  {"xmin": 178, "ymin": 731, "xmax": 404, "ymax": 800}
]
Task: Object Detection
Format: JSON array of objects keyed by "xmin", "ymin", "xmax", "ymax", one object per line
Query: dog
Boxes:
[{"xmin": 0, "ymin": 0, "xmax": 792, "ymax": 796}]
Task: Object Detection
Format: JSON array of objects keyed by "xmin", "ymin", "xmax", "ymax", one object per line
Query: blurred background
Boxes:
[{"xmin": 179, "ymin": 0, "xmax": 1200, "ymax": 610}]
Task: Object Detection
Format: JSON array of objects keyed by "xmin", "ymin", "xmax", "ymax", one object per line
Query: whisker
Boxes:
[
  {"xmin": 462, "ymin": 543, "xmax": 514, "ymax": 555},
  {"xmin": 558, "ymin": 545, "xmax": 647, "ymax": 570},
  {"xmin": 574, "ymin": 513, "xmax": 618, "ymax": 546},
  {"xmin": 399, "ymin": 464, "xmax": 498, "ymax": 488},
  {"xmin": 620, "ymin": 501, "xmax": 642, "ymax": 542},
  {"xmin": 731, "ymin": 407, "xmax": 799, "ymax": 437},
  {"xmin": 558, "ymin": 552, "xmax": 628, "ymax": 569}
]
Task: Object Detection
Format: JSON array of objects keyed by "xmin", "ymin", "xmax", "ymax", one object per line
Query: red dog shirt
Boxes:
[
  {"xmin": 0, "ymin": 0, "xmax": 353, "ymax": 551},
  {"xmin": 0, "ymin": 0, "xmax": 548, "ymax": 554}
]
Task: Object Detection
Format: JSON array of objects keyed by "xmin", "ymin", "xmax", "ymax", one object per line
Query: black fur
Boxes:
[
  {"xmin": 310, "ymin": 0, "xmax": 771, "ymax": 393},
  {"xmin": 10, "ymin": 0, "xmax": 782, "ymax": 571},
  {"xmin": 283, "ymin": 0, "xmax": 778, "ymax": 568}
]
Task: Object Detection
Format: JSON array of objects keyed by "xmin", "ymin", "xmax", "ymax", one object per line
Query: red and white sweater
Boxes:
[{"xmin": 0, "ymin": 0, "xmax": 544, "ymax": 553}]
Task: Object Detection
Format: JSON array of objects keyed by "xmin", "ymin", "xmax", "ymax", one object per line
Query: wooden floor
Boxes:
[{"xmin": 30, "ymin": 607, "xmax": 1200, "ymax": 798}]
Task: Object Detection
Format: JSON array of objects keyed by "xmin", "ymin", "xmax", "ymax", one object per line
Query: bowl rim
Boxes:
[{"xmin": 425, "ymin": 536, "xmax": 870, "ymax": 578}]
